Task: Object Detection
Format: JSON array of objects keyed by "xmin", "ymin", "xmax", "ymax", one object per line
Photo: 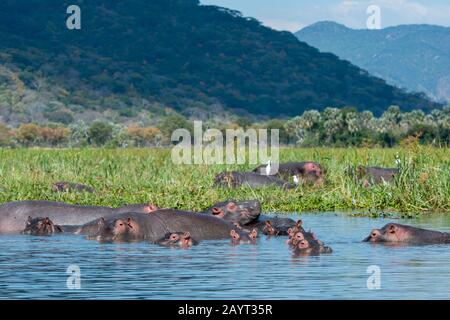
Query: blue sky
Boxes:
[{"xmin": 200, "ymin": 0, "xmax": 450, "ymax": 31}]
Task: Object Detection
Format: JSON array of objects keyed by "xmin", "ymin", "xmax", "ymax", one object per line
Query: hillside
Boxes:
[
  {"xmin": 0, "ymin": 0, "xmax": 440, "ymax": 126},
  {"xmin": 296, "ymin": 21, "xmax": 450, "ymax": 102}
]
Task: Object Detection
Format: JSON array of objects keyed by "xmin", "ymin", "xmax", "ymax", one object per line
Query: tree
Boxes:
[
  {"xmin": 87, "ymin": 122, "xmax": 113, "ymax": 146},
  {"xmin": 158, "ymin": 113, "xmax": 192, "ymax": 144},
  {"xmin": 40, "ymin": 126, "xmax": 70, "ymax": 146},
  {"xmin": 17, "ymin": 123, "xmax": 41, "ymax": 146},
  {"xmin": 0, "ymin": 123, "xmax": 13, "ymax": 146}
]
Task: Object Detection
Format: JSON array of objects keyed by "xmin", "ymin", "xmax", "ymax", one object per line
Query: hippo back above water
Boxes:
[
  {"xmin": 0, "ymin": 200, "xmax": 156, "ymax": 234},
  {"xmin": 204, "ymin": 199, "xmax": 261, "ymax": 225},
  {"xmin": 87, "ymin": 209, "xmax": 243, "ymax": 242}
]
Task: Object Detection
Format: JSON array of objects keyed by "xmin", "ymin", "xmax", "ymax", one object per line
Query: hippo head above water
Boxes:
[
  {"xmin": 363, "ymin": 223, "xmax": 450, "ymax": 244},
  {"xmin": 90, "ymin": 216, "xmax": 141, "ymax": 242},
  {"xmin": 294, "ymin": 238, "xmax": 333, "ymax": 256},
  {"xmin": 287, "ymin": 229, "xmax": 332, "ymax": 256},
  {"xmin": 230, "ymin": 229, "xmax": 258, "ymax": 245},
  {"xmin": 22, "ymin": 216, "xmax": 62, "ymax": 236},
  {"xmin": 157, "ymin": 232, "xmax": 198, "ymax": 248},
  {"xmin": 208, "ymin": 199, "xmax": 261, "ymax": 225},
  {"xmin": 262, "ymin": 220, "xmax": 278, "ymax": 236},
  {"xmin": 287, "ymin": 220, "xmax": 304, "ymax": 238}
]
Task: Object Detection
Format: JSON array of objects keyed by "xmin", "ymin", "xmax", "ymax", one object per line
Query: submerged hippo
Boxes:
[
  {"xmin": 22, "ymin": 216, "xmax": 62, "ymax": 236},
  {"xmin": 156, "ymin": 232, "xmax": 198, "ymax": 248},
  {"xmin": 363, "ymin": 223, "xmax": 450, "ymax": 244},
  {"xmin": 247, "ymin": 216, "xmax": 300, "ymax": 236},
  {"xmin": 86, "ymin": 210, "xmax": 250, "ymax": 242},
  {"xmin": 214, "ymin": 172, "xmax": 295, "ymax": 189},
  {"xmin": 0, "ymin": 200, "xmax": 157, "ymax": 234},
  {"xmin": 356, "ymin": 166, "xmax": 399, "ymax": 186},
  {"xmin": 204, "ymin": 199, "xmax": 261, "ymax": 225},
  {"xmin": 287, "ymin": 228, "xmax": 332, "ymax": 256},
  {"xmin": 230, "ymin": 229, "xmax": 258, "ymax": 245},
  {"xmin": 52, "ymin": 182, "xmax": 95, "ymax": 193},
  {"xmin": 293, "ymin": 238, "xmax": 333, "ymax": 256}
]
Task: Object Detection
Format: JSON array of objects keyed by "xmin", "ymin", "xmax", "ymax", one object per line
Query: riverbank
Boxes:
[{"xmin": 0, "ymin": 147, "xmax": 448, "ymax": 216}]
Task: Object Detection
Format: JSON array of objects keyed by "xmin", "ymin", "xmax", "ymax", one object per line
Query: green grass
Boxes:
[{"xmin": 0, "ymin": 147, "xmax": 448, "ymax": 216}]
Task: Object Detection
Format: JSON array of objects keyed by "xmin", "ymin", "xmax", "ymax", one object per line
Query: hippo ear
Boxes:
[
  {"xmin": 265, "ymin": 220, "xmax": 272, "ymax": 227},
  {"xmin": 98, "ymin": 217, "xmax": 105, "ymax": 228},
  {"xmin": 26, "ymin": 216, "xmax": 32, "ymax": 225},
  {"xmin": 44, "ymin": 217, "xmax": 50, "ymax": 224},
  {"xmin": 211, "ymin": 207, "xmax": 221, "ymax": 215},
  {"xmin": 147, "ymin": 204, "xmax": 158, "ymax": 213},
  {"xmin": 296, "ymin": 220, "xmax": 302, "ymax": 228},
  {"xmin": 388, "ymin": 224, "xmax": 397, "ymax": 233},
  {"xmin": 227, "ymin": 202, "xmax": 237, "ymax": 211},
  {"xmin": 183, "ymin": 232, "xmax": 191, "ymax": 238},
  {"xmin": 251, "ymin": 229, "xmax": 258, "ymax": 238},
  {"xmin": 287, "ymin": 228, "xmax": 293, "ymax": 236}
]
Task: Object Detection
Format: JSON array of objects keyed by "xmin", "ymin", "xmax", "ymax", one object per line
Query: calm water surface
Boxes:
[{"xmin": 1, "ymin": 212, "xmax": 449, "ymax": 299}]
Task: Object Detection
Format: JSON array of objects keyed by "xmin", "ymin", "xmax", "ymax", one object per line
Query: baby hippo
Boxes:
[
  {"xmin": 364, "ymin": 223, "xmax": 450, "ymax": 244},
  {"xmin": 287, "ymin": 228, "xmax": 332, "ymax": 255},
  {"xmin": 230, "ymin": 229, "xmax": 258, "ymax": 245},
  {"xmin": 22, "ymin": 216, "xmax": 62, "ymax": 236},
  {"xmin": 261, "ymin": 218, "xmax": 301, "ymax": 236},
  {"xmin": 157, "ymin": 232, "xmax": 198, "ymax": 248},
  {"xmin": 293, "ymin": 238, "xmax": 333, "ymax": 256}
]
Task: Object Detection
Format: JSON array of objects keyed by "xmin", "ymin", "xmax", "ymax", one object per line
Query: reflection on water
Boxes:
[{"xmin": 0, "ymin": 212, "xmax": 449, "ymax": 299}]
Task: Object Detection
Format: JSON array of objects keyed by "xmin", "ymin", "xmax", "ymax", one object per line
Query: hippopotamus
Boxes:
[
  {"xmin": 214, "ymin": 172, "xmax": 296, "ymax": 189},
  {"xmin": 246, "ymin": 216, "xmax": 300, "ymax": 236},
  {"xmin": 204, "ymin": 199, "xmax": 261, "ymax": 225},
  {"xmin": 253, "ymin": 162, "xmax": 323, "ymax": 178},
  {"xmin": 293, "ymin": 238, "xmax": 333, "ymax": 256},
  {"xmin": 287, "ymin": 228, "xmax": 332, "ymax": 255},
  {"xmin": 22, "ymin": 216, "xmax": 62, "ymax": 236},
  {"xmin": 86, "ymin": 209, "xmax": 250, "ymax": 242},
  {"xmin": 230, "ymin": 228, "xmax": 258, "ymax": 245},
  {"xmin": 363, "ymin": 223, "xmax": 450, "ymax": 244},
  {"xmin": 297, "ymin": 171, "xmax": 324, "ymax": 187},
  {"xmin": 156, "ymin": 232, "xmax": 198, "ymax": 248},
  {"xmin": 356, "ymin": 166, "xmax": 399, "ymax": 186},
  {"xmin": 0, "ymin": 200, "xmax": 157, "ymax": 234},
  {"xmin": 52, "ymin": 182, "xmax": 95, "ymax": 193}
]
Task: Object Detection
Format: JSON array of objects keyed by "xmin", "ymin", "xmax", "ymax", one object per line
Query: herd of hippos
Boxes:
[{"xmin": 1, "ymin": 161, "xmax": 449, "ymax": 255}]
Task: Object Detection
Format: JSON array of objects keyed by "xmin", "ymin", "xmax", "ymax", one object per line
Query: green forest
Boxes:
[{"xmin": 1, "ymin": 106, "xmax": 448, "ymax": 148}]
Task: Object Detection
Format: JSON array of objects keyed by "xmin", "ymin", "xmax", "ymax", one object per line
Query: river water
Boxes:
[{"xmin": 0, "ymin": 212, "xmax": 449, "ymax": 299}]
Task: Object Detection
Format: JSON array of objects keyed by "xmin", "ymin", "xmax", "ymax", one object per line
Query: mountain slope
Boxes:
[
  {"xmin": 296, "ymin": 21, "xmax": 450, "ymax": 102},
  {"xmin": 0, "ymin": 1, "xmax": 440, "ymax": 125}
]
